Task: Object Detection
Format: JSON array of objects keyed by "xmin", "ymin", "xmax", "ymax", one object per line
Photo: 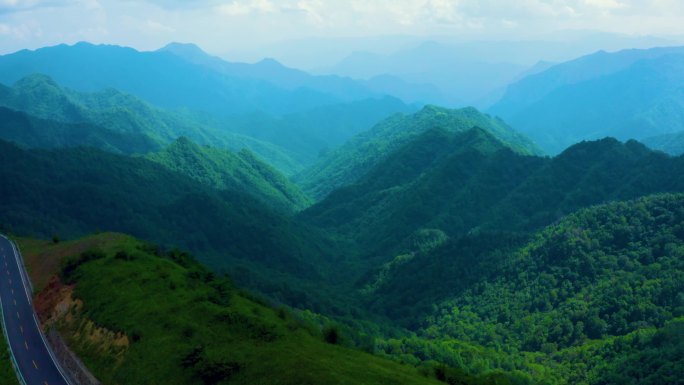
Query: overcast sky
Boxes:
[{"xmin": 2, "ymin": 0, "xmax": 684, "ymax": 64}]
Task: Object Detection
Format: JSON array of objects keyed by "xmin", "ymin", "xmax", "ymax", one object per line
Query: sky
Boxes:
[{"xmin": 2, "ymin": 0, "xmax": 684, "ymax": 65}]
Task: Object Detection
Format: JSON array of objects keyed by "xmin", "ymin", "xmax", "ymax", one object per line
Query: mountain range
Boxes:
[
  {"xmin": 1, "ymin": 38, "xmax": 684, "ymax": 385},
  {"xmin": 490, "ymin": 46, "xmax": 684, "ymax": 153},
  {"xmin": 320, "ymin": 34, "xmax": 676, "ymax": 106},
  {"xmin": 159, "ymin": 42, "xmax": 433, "ymax": 106},
  {"xmin": 0, "ymin": 42, "xmax": 341, "ymax": 116},
  {"xmin": 0, "ymin": 44, "xmax": 422, "ymax": 173},
  {"xmin": 0, "ymin": 73, "xmax": 304, "ymax": 173}
]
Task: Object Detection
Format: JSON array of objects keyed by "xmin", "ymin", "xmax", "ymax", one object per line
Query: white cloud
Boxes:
[
  {"xmin": 2, "ymin": 0, "xmax": 684, "ymax": 58},
  {"xmin": 293, "ymin": 0, "xmax": 326, "ymax": 26},
  {"xmin": 215, "ymin": 0, "xmax": 276, "ymax": 16},
  {"xmin": 144, "ymin": 18, "xmax": 173, "ymax": 33},
  {"xmin": 215, "ymin": 2, "xmax": 249, "ymax": 15},
  {"xmin": 0, "ymin": 0, "xmax": 79, "ymax": 14},
  {"xmin": 583, "ymin": 0, "xmax": 625, "ymax": 9},
  {"xmin": 0, "ymin": 19, "xmax": 42, "ymax": 39}
]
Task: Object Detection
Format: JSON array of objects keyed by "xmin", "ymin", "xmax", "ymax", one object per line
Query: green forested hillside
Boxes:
[
  {"xmin": 296, "ymin": 105, "xmax": 543, "ymax": 200},
  {"xmin": 480, "ymin": 138, "xmax": 684, "ymax": 231},
  {"xmin": 303, "ymin": 131, "xmax": 684, "ymax": 263},
  {"xmin": 0, "ymin": 140, "xmax": 337, "ymax": 309},
  {"xmin": 0, "ymin": 74, "xmax": 414, "ymax": 175},
  {"xmin": 0, "ymin": 74, "xmax": 304, "ymax": 174},
  {"xmin": 0, "ymin": 106, "xmax": 159, "ymax": 154},
  {"xmin": 17, "ymin": 233, "xmax": 441, "ymax": 385},
  {"xmin": 368, "ymin": 194, "xmax": 684, "ymax": 385},
  {"xmin": 145, "ymin": 137, "xmax": 310, "ymax": 212},
  {"xmin": 301, "ymin": 127, "xmax": 538, "ymax": 258},
  {"xmin": 1, "ymin": 73, "xmax": 206, "ymax": 143}
]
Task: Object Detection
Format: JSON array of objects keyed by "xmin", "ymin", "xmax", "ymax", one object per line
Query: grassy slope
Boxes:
[{"xmin": 17, "ymin": 233, "xmax": 440, "ymax": 385}]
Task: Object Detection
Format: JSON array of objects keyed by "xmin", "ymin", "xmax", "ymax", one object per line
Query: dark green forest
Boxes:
[
  {"xmin": 369, "ymin": 194, "xmax": 684, "ymax": 384},
  {"xmin": 145, "ymin": 137, "xmax": 311, "ymax": 212}
]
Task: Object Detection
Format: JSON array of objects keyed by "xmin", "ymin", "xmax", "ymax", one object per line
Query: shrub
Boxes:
[
  {"xmin": 323, "ymin": 326, "xmax": 339, "ymax": 345},
  {"xmin": 61, "ymin": 249, "xmax": 106, "ymax": 283}
]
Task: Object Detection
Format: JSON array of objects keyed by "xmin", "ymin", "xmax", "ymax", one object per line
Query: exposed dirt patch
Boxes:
[
  {"xmin": 34, "ymin": 275, "xmax": 75, "ymax": 324},
  {"xmin": 35, "ymin": 275, "xmax": 129, "ymax": 357}
]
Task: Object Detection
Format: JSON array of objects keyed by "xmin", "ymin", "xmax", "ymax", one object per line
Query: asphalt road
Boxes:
[{"xmin": 0, "ymin": 235, "xmax": 70, "ymax": 385}]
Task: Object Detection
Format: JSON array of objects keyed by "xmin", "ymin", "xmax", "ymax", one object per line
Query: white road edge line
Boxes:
[
  {"xmin": 0, "ymin": 294, "xmax": 28, "ymax": 385},
  {"xmin": 1, "ymin": 234, "xmax": 74, "ymax": 385},
  {"xmin": 6, "ymin": 239, "xmax": 32, "ymax": 305}
]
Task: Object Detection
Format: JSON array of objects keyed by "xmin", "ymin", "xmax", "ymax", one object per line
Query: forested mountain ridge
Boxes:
[
  {"xmin": 145, "ymin": 137, "xmax": 311, "ymax": 212},
  {"xmin": 0, "ymin": 74, "xmax": 303, "ymax": 173},
  {"xmin": 296, "ymin": 105, "xmax": 543, "ymax": 200},
  {"xmin": 0, "ymin": 73, "xmax": 198, "ymax": 145},
  {"xmin": 302, "ymin": 131, "xmax": 684, "ymax": 266},
  {"xmin": 0, "ymin": 55, "xmax": 415, "ymax": 174},
  {"xmin": 300, "ymin": 127, "xmax": 536, "ymax": 258},
  {"xmin": 489, "ymin": 46, "xmax": 684, "ymax": 153}
]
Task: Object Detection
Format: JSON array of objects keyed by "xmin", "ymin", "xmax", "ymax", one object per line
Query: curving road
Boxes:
[{"xmin": 0, "ymin": 234, "xmax": 71, "ymax": 385}]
